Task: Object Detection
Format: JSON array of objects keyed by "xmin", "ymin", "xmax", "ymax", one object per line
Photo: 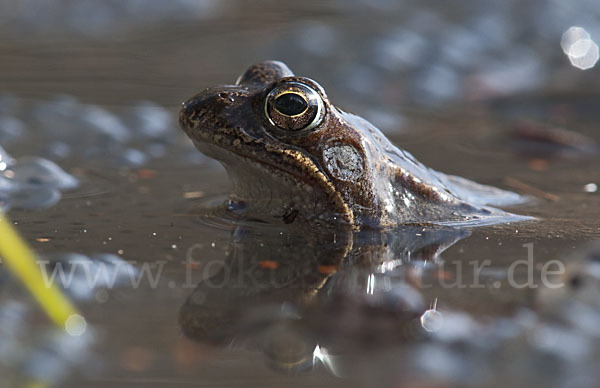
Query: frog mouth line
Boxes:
[
  {"xmin": 191, "ymin": 139, "xmax": 356, "ymax": 226},
  {"xmin": 191, "ymin": 138, "xmax": 321, "ymax": 186}
]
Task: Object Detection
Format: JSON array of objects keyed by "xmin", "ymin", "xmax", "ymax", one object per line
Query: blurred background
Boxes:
[
  {"xmin": 2, "ymin": 0, "xmax": 599, "ymax": 109},
  {"xmin": 1, "ymin": 1, "xmax": 600, "ymax": 387},
  {"xmin": 2, "ymin": 0, "xmax": 599, "ymax": 165}
]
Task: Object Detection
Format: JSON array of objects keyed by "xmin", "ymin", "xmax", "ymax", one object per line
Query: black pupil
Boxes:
[{"xmin": 273, "ymin": 93, "xmax": 308, "ymax": 116}]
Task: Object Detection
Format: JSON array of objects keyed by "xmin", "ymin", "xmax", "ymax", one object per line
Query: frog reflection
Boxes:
[
  {"xmin": 179, "ymin": 223, "xmax": 469, "ymax": 371},
  {"xmin": 180, "ymin": 61, "xmax": 531, "ymax": 228}
]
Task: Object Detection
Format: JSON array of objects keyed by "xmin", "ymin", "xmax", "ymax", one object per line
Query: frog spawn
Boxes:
[
  {"xmin": 0, "ymin": 251, "xmax": 139, "ymax": 386},
  {"xmin": 1, "ymin": 93, "xmax": 208, "ymax": 168},
  {"xmin": 407, "ymin": 244, "xmax": 600, "ymax": 387},
  {"xmin": 278, "ymin": 249, "xmax": 600, "ymax": 386},
  {"xmin": 29, "ymin": 96, "xmax": 172, "ymax": 166},
  {"xmin": 535, "ymin": 242, "xmax": 600, "ymax": 336},
  {"xmin": 1, "ymin": 93, "xmax": 202, "ymax": 212},
  {"xmin": 0, "ymin": 145, "xmax": 78, "ymax": 210}
]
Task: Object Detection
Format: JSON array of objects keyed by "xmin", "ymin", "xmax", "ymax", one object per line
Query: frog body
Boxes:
[{"xmin": 180, "ymin": 61, "xmax": 529, "ymax": 228}]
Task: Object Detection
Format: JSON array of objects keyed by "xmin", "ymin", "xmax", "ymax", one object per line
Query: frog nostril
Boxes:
[{"xmin": 218, "ymin": 92, "xmax": 235, "ymax": 103}]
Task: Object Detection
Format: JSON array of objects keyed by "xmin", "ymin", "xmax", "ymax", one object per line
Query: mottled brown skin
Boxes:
[{"xmin": 180, "ymin": 61, "xmax": 528, "ymax": 228}]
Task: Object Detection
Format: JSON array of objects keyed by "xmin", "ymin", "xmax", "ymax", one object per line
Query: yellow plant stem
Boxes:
[{"xmin": 0, "ymin": 212, "xmax": 80, "ymax": 329}]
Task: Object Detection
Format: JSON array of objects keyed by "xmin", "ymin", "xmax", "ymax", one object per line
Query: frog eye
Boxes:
[{"xmin": 264, "ymin": 81, "xmax": 325, "ymax": 132}]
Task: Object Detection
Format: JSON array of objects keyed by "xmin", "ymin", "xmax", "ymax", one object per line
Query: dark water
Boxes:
[{"xmin": 1, "ymin": 1, "xmax": 600, "ymax": 387}]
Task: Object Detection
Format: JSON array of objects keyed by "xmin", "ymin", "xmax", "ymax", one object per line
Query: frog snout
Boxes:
[{"xmin": 179, "ymin": 89, "xmax": 238, "ymax": 131}]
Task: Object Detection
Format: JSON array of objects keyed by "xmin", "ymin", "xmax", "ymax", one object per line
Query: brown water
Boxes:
[{"xmin": 2, "ymin": 1, "xmax": 600, "ymax": 387}]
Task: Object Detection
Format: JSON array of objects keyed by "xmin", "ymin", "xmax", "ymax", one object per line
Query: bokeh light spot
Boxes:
[
  {"xmin": 562, "ymin": 26, "xmax": 599, "ymax": 70},
  {"xmin": 65, "ymin": 314, "xmax": 87, "ymax": 336}
]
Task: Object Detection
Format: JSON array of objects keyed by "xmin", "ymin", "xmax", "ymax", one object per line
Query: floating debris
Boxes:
[
  {"xmin": 503, "ymin": 177, "xmax": 560, "ymax": 202},
  {"xmin": 508, "ymin": 121, "xmax": 598, "ymax": 157}
]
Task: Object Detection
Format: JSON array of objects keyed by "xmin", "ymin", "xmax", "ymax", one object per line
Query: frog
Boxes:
[{"xmin": 179, "ymin": 61, "xmax": 529, "ymax": 228}]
